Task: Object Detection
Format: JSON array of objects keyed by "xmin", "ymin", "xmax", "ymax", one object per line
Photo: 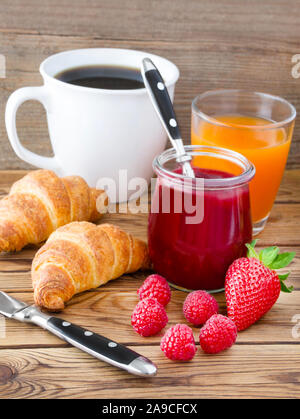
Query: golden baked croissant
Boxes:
[
  {"xmin": 32, "ymin": 221, "xmax": 150, "ymax": 311},
  {"xmin": 0, "ymin": 170, "xmax": 107, "ymax": 252}
]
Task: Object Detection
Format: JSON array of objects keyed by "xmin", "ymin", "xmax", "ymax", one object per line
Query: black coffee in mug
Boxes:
[{"xmin": 55, "ymin": 65, "xmax": 145, "ymax": 90}]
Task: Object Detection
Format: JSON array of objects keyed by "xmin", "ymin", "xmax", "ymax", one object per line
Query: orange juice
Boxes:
[{"xmin": 191, "ymin": 115, "xmax": 293, "ymax": 222}]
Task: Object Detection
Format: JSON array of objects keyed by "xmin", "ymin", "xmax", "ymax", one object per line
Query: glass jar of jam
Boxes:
[{"xmin": 148, "ymin": 145, "xmax": 255, "ymax": 292}]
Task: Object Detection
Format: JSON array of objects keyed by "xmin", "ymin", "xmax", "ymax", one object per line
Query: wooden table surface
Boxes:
[{"xmin": 0, "ymin": 169, "xmax": 299, "ymax": 399}]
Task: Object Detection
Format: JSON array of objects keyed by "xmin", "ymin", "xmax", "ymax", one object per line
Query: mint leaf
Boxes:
[
  {"xmin": 269, "ymin": 252, "xmax": 295, "ymax": 269},
  {"xmin": 246, "ymin": 243, "xmax": 259, "ymax": 259},
  {"xmin": 259, "ymin": 246, "xmax": 279, "ymax": 267},
  {"xmin": 278, "ymin": 272, "xmax": 290, "ymax": 281},
  {"xmin": 280, "ymin": 281, "xmax": 293, "ymax": 293}
]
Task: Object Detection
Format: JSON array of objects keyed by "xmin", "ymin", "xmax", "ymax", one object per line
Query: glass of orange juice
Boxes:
[{"xmin": 191, "ymin": 90, "xmax": 296, "ymax": 234}]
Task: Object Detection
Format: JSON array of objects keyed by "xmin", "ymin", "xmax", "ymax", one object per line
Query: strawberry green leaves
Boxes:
[
  {"xmin": 278, "ymin": 272, "xmax": 293, "ymax": 293},
  {"xmin": 259, "ymin": 246, "xmax": 279, "ymax": 266},
  {"xmin": 280, "ymin": 280, "xmax": 293, "ymax": 293},
  {"xmin": 269, "ymin": 252, "xmax": 296, "ymax": 269},
  {"xmin": 277, "ymin": 272, "xmax": 290, "ymax": 281},
  {"xmin": 246, "ymin": 240, "xmax": 295, "ymax": 294},
  {"xmin": 245, "ymin": 242, "xmax": 259, "ymax": 259}
]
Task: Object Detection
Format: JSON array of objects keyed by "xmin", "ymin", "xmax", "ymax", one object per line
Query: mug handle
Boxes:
[{"xmin": 5, "ymin": 86, "xmax": 60, "ymax": 172}]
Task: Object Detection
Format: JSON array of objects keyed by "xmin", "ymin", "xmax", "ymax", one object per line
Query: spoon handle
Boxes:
[
  {"xmin": 142, "ymin": 58, "xmax": 182, "ymax": 144},
  {"xmin": 142, "ymin": 58, "xmax": 195, "ymax": 178}
]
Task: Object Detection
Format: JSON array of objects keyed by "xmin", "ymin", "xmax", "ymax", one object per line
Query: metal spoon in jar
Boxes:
[{"xmin": 141, "ymin": 58, "xmax": 195, "ymax": 178}]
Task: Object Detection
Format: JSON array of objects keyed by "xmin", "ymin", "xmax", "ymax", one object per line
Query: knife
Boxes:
[{"xmin": 0, "ymin": 291, "xmax": 157, "ymax": 377}]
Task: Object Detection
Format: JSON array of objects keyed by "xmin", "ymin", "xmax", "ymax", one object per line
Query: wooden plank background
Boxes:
[{"xmin": 0, "ymin": 0, "xmax": 299, "ymax": 170}]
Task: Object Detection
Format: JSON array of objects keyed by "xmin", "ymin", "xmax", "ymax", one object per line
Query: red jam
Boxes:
[{"xmin": 148, "ymin": 167, "xmax": 252, "ymax": 291}]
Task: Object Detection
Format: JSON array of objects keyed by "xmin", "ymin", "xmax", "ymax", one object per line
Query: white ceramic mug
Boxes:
[{"xmin": 5, "ymin": 48, "xmax": 179, "ymax": 201}]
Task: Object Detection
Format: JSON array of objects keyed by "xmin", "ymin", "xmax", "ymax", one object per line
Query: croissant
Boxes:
[
  {"xmin": 32, "ymin": 221, "xmax": 150, "ymax": 311},
  {"xmin": 0, "ymin": 170, "xmax": 107, "ymax": 252}
]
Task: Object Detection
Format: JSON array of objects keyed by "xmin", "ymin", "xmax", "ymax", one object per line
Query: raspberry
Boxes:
[
  {"xmin": 137, "ymin": 274, "xmax": 171, "ymax": 306},
  {"xmin": 183, "ymin": 290, "xmax": 218, "ymax": 326},
  {"xmin": 160, "ymin": 324, "xmax": 197, "ymax": 361},
  {"xmin": 199, "ymin": 314, "xmax": 237, "ymax": 354},
  {"xmin": 131, "ymin": 297, "xmax": 168, "ymax": 337}
]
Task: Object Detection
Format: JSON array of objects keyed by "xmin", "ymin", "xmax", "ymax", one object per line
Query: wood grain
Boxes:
[
  {"xmin": 0, "ymin": 0, "xmax": 299, "ymax": 170},
  {"xmin": 0, "ymin": 345, "xmax": 299, "ymax": 399},
  {"xmin": 0, "ymin": 0, "xmax": 298, "ymax": 42},
  {"xmin": 0, "ymin": 289, "xmax": 299, "ymax": 349}
]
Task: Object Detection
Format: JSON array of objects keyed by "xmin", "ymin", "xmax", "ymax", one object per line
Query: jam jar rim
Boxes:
[{"xmin": 153, "ymin": 145, "xmax": 255, "ymax": 190}]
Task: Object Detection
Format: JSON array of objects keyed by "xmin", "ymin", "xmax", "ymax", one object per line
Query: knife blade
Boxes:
[{"xmin": 0, "ymin": 291, "xmax": 157, "ymax": 377}]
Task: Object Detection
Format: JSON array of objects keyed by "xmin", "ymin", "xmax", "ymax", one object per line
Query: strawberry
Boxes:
[{"xmin": 225, "ymin": 240, "xmax": 295, "ymax": 331}]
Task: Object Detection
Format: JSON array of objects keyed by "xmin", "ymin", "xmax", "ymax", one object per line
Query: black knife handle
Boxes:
[
  {"xmin": 142, "ymin": 58, "xmax": 181, "ymax": 141},
  {"xmin": 46, "ymin": 317, "xmax": 156, "ymax": 376}
]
